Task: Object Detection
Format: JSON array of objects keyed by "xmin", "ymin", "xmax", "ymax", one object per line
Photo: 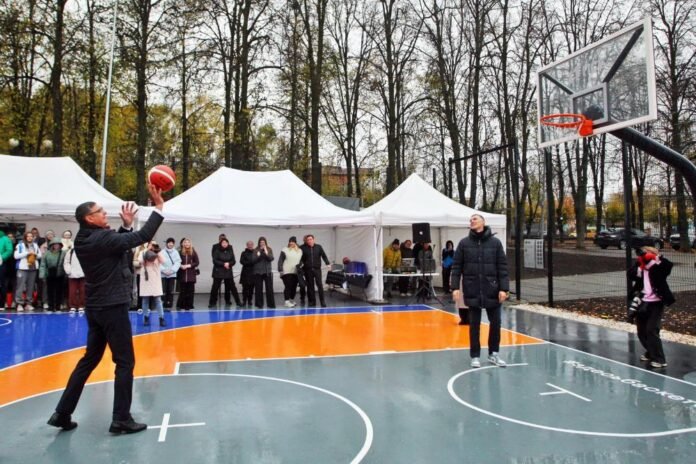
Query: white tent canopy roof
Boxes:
[
  {"xmin": 364, "ymin": 173, "xmax": 506, "ymax": 227},
  {"xmin": 145, "ymin": 167, "xmax": 375, "ymax": 226},
  {"xmin": 0, "ymin": 154, "xmax": 124, "ymax": 220}
]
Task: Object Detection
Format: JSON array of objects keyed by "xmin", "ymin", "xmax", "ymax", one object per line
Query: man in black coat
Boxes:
[
  {"xmin": 451, "ymin": 214, "xmax": 509, "ymax": 369},
  {"xmin": 47, "ymin": 183, "xmax": 165, "ymax": 434},
  {"xmin": 300, "ymin": 234, "xmax": 330, "ymax": 307}
]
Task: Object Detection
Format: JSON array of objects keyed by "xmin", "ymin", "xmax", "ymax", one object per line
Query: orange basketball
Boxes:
[{"xmin": 148, "ymin": 165, "xmax": 176, "ymax": 192}]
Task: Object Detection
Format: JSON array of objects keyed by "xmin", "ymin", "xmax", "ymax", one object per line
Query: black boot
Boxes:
[
  {"xmin": 143, "ymin": 316, "xmax": 150, "ymax": 326},
  {"xmin": 159, "ymin": 317, "xmax": 166, "ymax": 327}
]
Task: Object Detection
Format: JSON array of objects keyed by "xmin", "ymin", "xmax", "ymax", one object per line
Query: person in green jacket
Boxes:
[
  {"xmin": 39, "ymin": 237, "xmax": 66, "ymax": 312},
  {"xmin": 0, "ymin": 230, "xmax": 14, "ymax": 309}
]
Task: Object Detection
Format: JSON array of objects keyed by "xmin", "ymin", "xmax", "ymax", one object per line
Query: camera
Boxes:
[{"xmin": 627, "ymin": 295, "xmax": 642, "ymax": 322}]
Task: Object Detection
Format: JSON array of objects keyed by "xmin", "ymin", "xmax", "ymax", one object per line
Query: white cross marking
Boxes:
[
  {"xmin": 148, "ymin": 413, "xmax": 206, "ymax": 442},
  {"xmin": 539, "ymin": 383, "xmax": 592, "ymax": 402}
]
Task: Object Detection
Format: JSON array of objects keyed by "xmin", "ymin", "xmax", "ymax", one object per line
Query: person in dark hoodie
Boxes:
[
  {"xmin": 451, "ymin": 214, "xmax": 509, "ymax": 369},
  {"xmin": 47, "ymin": 183, "xmax": 164, "ymax": 434}
]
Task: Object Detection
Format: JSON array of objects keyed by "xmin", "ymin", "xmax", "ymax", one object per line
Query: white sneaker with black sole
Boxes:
[
  {"xmin": 470, "ymin": 357, "xmax": 481, "ymax": 368},
  {"xmin": 488, "ymin": 353, "xmax": 507, "ymax": 367}
]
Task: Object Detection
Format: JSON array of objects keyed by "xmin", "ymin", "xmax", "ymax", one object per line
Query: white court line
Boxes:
[
  {"xmin": 448, "ymin": 364, "xmax": 696, "ymax": 438},
  {"xmin": 547, "ymin": 341, "xmax": 696, "ymax": 388},
  {"xmin": 0, "ymin": 373, "xmax": 373, "ymax": 464},
  {"xmin": 431, "ymin": 304, "xmax": 696, "ymax": 388},
  {"xmin": 173, "ymin": 362, "xmax": 180, "ymax": 375},
  {"xmin": 540, "ymin": 383, "xmax": 592, "ymax": 402},
  {"xmin": 0, "ymin": 318, "xmax": 12, "ymax": 327},
  {"xmin": 0, "ymin": 305, "xmax": 426, "ymax": 373},
  {"xmin": 174, "ymin": 342, "xmax": 547, "ymax": 368}
]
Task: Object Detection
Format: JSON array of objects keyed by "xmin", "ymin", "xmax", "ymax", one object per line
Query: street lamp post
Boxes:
[{"xmin": 100, "ymin": 0, "xmax": 120, "ymax": 187}]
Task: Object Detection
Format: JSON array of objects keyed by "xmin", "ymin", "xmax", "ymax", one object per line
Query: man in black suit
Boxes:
[{"xmin": 47, "ymin": 183, "xmax": 165, "ymax": 434}]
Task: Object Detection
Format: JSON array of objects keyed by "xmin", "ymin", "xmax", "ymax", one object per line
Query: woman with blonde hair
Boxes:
[
  {"xmin": 628, "ymin": 246, "xmax": 675, "ymax": 369},
  {"xmin": 177, "ymin": 238, "xmax": 199, "ymax": 310}
]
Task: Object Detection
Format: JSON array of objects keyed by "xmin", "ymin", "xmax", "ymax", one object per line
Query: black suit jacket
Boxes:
[{"xmin": 75, "ymin": 211, "xmax": 164, "ymax": 309}]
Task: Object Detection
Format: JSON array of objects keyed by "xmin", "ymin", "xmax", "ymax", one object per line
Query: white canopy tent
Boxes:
[
  {"xmin": 0, "ymin": 154, "xmax": 125, "ymax": 232},
  {"xmin": 138, "ymin": 167, "xmax": 380, "ymax": 298},
  {"xmin": 363, "ymin": 174, "xmax": 507, "ymax": 293}
]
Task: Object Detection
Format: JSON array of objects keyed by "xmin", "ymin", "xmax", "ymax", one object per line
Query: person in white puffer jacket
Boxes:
[{"xmin": 63, "ymin": 247, "xmax": 85, "ymax": 312}]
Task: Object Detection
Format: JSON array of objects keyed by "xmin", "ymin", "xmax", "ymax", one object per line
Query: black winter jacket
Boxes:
[
  {"xmin": 212, "ymin": 246, "xmax": 236, "ymax": 279},
  {"xmin": 75, "ymin": 211, "xmax": 163, "ymax": 309},
  {"xmin": 628, "ymin": 257, "xmax": 676, "ymax": 306},
  {"xmin": 300, "ymin": 243, "xmax": 329, "ymax": 270},
  {"xmin": 239, "ymin": 249, "xmax": 257, "ymax": 285},
  {"xmin": 450, "ymin": 226, "xmax": 509, "ymax": 309}
]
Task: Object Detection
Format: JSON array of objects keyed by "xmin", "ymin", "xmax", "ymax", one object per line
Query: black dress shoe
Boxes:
[
  {"xmin": 109, "ymin": 417, "xmax": 147, "ymax": 434},
  {"xmin": 47, "ymin": 412, "xmax": 77, "ymax": 431}
]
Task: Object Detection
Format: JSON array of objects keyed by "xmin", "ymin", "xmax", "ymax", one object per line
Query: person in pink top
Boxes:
[{"xmin": 628, "ymin": 246, "xmax": 675, "ymax": 369}]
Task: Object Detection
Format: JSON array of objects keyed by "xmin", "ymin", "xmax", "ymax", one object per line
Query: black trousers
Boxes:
[
  {"xmin": 468, "ymin": 305, "xmax": 502, "ymax": 358},
  {"xmin": 254, "ymin": 274, "xmax": 275, "ymax": 308},
  {"xmin": 46, "ymin": 274, "xmax": 64, "ymax": 311},
  {"xmin": 242, "ymin": 283, "xmax": 254, "ymax": 305},
  {"xmin": 636, "ymin": 301, "xmax": 666, "ymax": 363},
  {"xmin": 442, "ymin": 267, "xmax": 452, "ymax": 293},
  {"xmin": 177, "ymin": 281, "xmax": 195, "ymax": 309},
  {"xmin": 281, "ymin": 274, "xmax": 299, "ymax": 300},
  {"xmin": 304, "ymin": 268, "xmax": 325, "ymax": 305},
  {"xmin": 209, "ymin": 278, "xmax": 241, "ymax": 305},
  {"xmin": 55, "ymin": 303, "xmax": 134, "ymax": 421},
  {"xmin": 162, "ymin": 278, "xmax": 176, "ymax": 308}
]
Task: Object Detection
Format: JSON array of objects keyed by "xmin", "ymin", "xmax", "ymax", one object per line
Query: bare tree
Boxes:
[
  {"xmin": 650, "ymin": 0, "xmax": 696, "ymax": 251},
  {"xmin": 363, "ymin": 0, "xmax": 422, "ymax": 194},
  {"xmin": 322, "ymin": 0, "xmax": 372, "ymax": 198},
  {"xmin": 295, "ymin": 0, "xmax": 329, "ymax": 192},
  {"xmin": 117, "ymin": 0, "xmax": 173, "ymax": 203}
]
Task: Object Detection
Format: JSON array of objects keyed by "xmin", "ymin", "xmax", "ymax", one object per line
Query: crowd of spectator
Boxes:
[{"xmin": 0, "ymin": 228, "xmax": 332, "ymax": 315}]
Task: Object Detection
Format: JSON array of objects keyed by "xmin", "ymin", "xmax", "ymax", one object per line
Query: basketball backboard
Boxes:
[{"xmin": 537, "ymin": 17, "xmax": 657, "ymax": 148}]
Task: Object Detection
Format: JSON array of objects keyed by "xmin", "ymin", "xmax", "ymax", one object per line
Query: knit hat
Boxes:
[{"xmin": 289, "ymin": 236, "xmax": 297, "ymax": 244}]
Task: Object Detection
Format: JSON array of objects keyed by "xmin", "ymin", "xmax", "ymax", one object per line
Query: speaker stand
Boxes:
[{"xmin": 407, "ymin": 271, "xmax": 445, "ymax": 307}]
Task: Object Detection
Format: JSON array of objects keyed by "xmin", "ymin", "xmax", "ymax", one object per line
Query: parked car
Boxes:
[
  {"xmin": 669, "ymin": 233, "xmax": 696, "ymax": 250},
  {"xmin": 593, "ymin": 228, "xmax": 664, "ymax": 250}
]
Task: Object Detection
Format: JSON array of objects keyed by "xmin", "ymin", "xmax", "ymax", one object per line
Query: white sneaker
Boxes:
[
  {"xmin": 284, "ymin": 300, "xmax": 293, "ymax": 307},
  {"xmin": 69, "ymin": 308, "xmax": 77, "ymax": 313},
  {"xmin": 16, "ymin": 304, "xmax": 24, "ymax": 312},
  {"xmin": 650, "ymin": 361, "xmax": 667, "ymax": 368},
  {"xmin": 289, "ymin": 301, "xmax": 296, "ymax": 307},
  {"xmin": 78, "ymin": 308, "xmax": 84, "ymax": 313},
  {"xmin": 26, "ymin": 304, "xmax": 34, "ymax": 311},
  {"xmin": 43, "ymin": 303, "xmax": 49, "ymax": 310},
  {"xmin": 471, "ymin": 357, "xmax": 481, "ymax": 368},
  {"xmin": 488, "ymin": 353, "xmax": 507, "ymax": 367}
]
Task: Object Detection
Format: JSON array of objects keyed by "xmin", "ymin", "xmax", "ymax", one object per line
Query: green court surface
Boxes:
[{"xmin": 2, "ymin": 342, "xmax": 695, "ymax": 463}]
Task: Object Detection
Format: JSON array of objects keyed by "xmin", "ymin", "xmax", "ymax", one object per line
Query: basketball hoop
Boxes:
[{"xmin": 540, "ymin": 113, "xmax": 594, "ymax": 137}]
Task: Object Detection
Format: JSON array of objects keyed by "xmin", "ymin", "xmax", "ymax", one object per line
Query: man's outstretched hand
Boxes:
[
  {"xmin": 120, "ymin": 202, "xmax": 138, "ymax": 229},
  {"xmin": 148, "ymin": 183, "xmax": 164, "ymax": 211}
]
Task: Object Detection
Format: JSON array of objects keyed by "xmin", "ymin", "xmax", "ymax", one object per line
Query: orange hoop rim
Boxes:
[{"xmin": 539, "ymin": 113, "xmax": 587, "ymax": 128}]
